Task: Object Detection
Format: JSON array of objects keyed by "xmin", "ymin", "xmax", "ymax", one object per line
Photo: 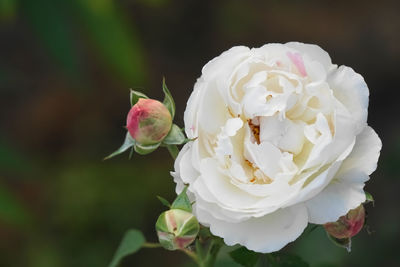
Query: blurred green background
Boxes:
[{"xmin": 0, "ymin": 0, "xmax": 399, "ymax": 266}]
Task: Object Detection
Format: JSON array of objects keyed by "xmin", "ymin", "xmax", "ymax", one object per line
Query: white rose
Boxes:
[{"xmin": 172, "ymin": 42, "xmax": 382, "ymax": 253}]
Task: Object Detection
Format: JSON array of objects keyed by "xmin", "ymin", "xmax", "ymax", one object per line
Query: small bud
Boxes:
[
  {"xmin": 156, "ymin": 209, "xmax": 200, "ymax": 251},
  {"xmin": 324, "ymin": 205, "xmax": 365, "ymax": 239},
  {"xmin": 126, "ymin": 98, "xmax": 172, "ymax": 145}
]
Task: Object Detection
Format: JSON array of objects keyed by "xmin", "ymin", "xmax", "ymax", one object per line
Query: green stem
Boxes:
[
  {"xmin": 167, "ymin": 145, "xmax": 179, "ymax": 159},
  {"xmin": 142, "ymin": 242, "xmax": 162, "ymax": 248},
  {"xmin": 181, "ymin": 248, "xmax": 199, "ymax": 264},
  {"xmin": 201, "ymin": 237, "xmax": 224, "ymax": 267}
]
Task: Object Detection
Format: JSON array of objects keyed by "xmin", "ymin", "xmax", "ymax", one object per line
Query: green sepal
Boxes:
[
  {"xmin": 162, "ymin": 78, "xmax": 175, "ymax": 119},
  {"xmin": 327, "ymin": 233, "xmax": 352, "ymax": 252},
  {"xmin": 171, "ymin": 186, "xmax": 192, "ymax": 212},
  {"xmin": 229, "ymin": 246, "xmax": 260, "ymax": 267},
  {"xmin": 365, "ymin": 191, "xmax": 374, "ymax": 205},
  {"xmin": 104, "ymin": 132, "xmax": 135, "ymax": 160},
  {"xmin": 134, "ymin": 142, "xmax": 161, "ymax": 155},
  {"xmin": 156, "ymin": 196, "xmax": 171, "ymax": 208},
  {"xmin": 130, "ymin": 89, "xmax": 148, "ymax": 106},
  {"xmin": 108, "ymin": 229, "xmax": 146, "ymax": 267},
  {"xmin": 162, "ymin": 124, "xmax": 186, "ymax": 145}
]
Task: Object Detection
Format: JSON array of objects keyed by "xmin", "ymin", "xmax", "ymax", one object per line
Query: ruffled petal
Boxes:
[
  {"xmin": 195, "ymin": 204, "xmax": 308, "ymax": 253},
  {"xmin": 306, "ymin": 126, "xmax": 382, "ymax": 224}
]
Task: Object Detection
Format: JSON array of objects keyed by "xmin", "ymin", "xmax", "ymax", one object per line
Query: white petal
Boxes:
[
  {"xmin": 305, "ymin": 170, "xmax": 368, "ymax": 224},
  {"xmin": 260, "ymin": 116, "xmax": 305, "ymax": 154},
  {"xmin": 328, "ymin": 65, "xmax": 369, "ymax": 134},
  {"xmin": 198, "ymin": 81, "xmax": 230, "ymax": 134},
  {"xmin": 199, "ymin": 158, "xmax": 261, "ymax": 209},
  {"xmin": 171, "ymin": 142, "xmax": 197, "ymax": 194},
  {"xmin": 244, "ymin": 140, "xmax": 282, "ymax": 179},
  {"xmin": 184, "ymin": 80, "xmax": 206, "ymax": 139},
  {"xmin": 202, "ymin": 46, "xmax": 250, "ymax": 81},
  {"xmin": 305, "ymin": 127, "xmax": 381, "ymax": 224},
  {"xmin": 195, "ymin": 204, "xmax": 308, "ymax": 253},
  {"xmin": 338, "ymin": 126, "xmax": 382, "ymax": 177}
]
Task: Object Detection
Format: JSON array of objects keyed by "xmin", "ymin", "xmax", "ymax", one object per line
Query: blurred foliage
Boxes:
[{"xmin": 0, "ymin": 0, "xmax": 399, "ymax": 266}]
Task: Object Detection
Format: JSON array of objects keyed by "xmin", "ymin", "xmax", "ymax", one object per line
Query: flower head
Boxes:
[{"xmin": 171, "ymin": 43, "xmax": 382, "ymax": 253}]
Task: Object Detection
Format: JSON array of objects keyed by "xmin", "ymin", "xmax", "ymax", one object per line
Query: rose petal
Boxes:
[{"xmin": 196, "ymin": 204, "xmax": 308, "ymax": 253}]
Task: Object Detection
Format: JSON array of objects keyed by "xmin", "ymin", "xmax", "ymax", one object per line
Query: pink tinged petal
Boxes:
[
  {"xmin": 174, "ymin": 236, "xmax": 196, "ymax": 249},
  {"xmin": 166, "ymin": 210, "xmax": 177, "ymax": 231},
  {"xmin": 285, "ymin": 42, "xmax": 334, "ymax": 73},
  {"xmin": 195, "ymin": 204, "xmax": 308, "ymax": 253},
  {"xmin": 287, "ymin": 52, "xmax": 307, "ymax": 77}
]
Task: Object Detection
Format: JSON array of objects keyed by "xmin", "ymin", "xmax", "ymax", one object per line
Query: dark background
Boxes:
[{"xmin": 0, "ymin": 0, "xmax": 399, "ymax": 266}]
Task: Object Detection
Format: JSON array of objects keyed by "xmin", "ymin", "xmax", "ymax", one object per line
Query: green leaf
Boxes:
[
  {"xmin": 104, "ymin": 132, "xmax": 135, "ymax": 160},
  {"xmin": 134, "ymin": 142, "xmax": 160, "ymax": 155},
  {"xmin": 171, "ymin": 186, "xmax": 192, "ymax": 212},
  {"xmin": 327, "ymin": 234, "xmax": 352, "ymax": 252},
  {"xmin": 365, "ymin": 191, "xmax": 374, "ymax": 205},
  {"xmin": 156, "ymin": 196, "xmax": 171, "ymax": 208},
  {"xmin": 130, "ymin": 89, "xmax": 148, "ymax": 106},
  {"xmin": 162, "ymin": 78, "xmax": 175, "ymax": 119},
  {"xmin": 108, "ymin": 229, "xmax": 145, "ymax": 267},
  {"xmin": 267, "ymin": 252, "xmax": 309, "ymax": 267},
  {"xmin": 162, "ymin": 124, "xmax": 186, "ymax": 145},
  {"xmin": 229, "ymin": 247, "xmax": 260, "ymax": 267}
]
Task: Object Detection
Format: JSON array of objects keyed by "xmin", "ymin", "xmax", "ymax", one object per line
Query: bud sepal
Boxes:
[{"xmin": 156, "ymin": 209, "xmax": 200, "ymax": 251}]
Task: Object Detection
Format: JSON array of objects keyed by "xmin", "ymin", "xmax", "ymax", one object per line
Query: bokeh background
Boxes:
[{"xmin": 1, "ymin": 0, "xmax": 399, "ymax": 266}]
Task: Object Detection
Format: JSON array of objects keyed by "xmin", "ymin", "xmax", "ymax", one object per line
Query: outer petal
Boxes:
[
  {"xmin": 305, "ymin": 126, "xmax": 382, "ymax": 224},
  {"xmin": 195, "ymin": 204, "xmax": 308, "ymax": 253},
  {"xmin": 328, "ymin": 65, "xmax": 369, "ymax": 134},
  {"xmin": 305, "ymin": 170, "xmax": 367, "ymax": 224},
  {"xmin": 338, "ymin": 126, "xmax": 382, "ymax": 176},
  {"xmin": 171, "ymin": 142, "xmax": 198, "ymax": 194}
]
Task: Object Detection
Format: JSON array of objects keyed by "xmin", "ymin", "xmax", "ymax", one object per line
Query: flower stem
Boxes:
[
  {"xmin": 202, "ymin": 237, "xmax": 223, "ymax": 267},
  {"xmin": 181, "ymin": 248, "xmax": 199, "ymax": 263},
  {"xmin": 167, "ymin": 144, "xmax": 179, "ymax": 159}
]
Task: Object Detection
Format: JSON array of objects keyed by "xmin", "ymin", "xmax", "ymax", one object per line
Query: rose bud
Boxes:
[
  {"xmin": 126, "ymin": 98, "xmax": 172, "ymax": 145},
  {"xmin": 156, "ymin": 209, "xmax": 200, "ymax": 251},
  {"xmin": 324, "ymin": 205, "xmax": 365, "ymax": 239}
]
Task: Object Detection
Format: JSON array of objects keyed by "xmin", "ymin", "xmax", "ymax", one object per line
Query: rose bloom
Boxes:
[{"xmin": 171, "ymin": 43, "xmax": 382, "ymax": 253}]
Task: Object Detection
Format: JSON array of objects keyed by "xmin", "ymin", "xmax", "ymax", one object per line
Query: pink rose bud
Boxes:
[
  {"xmin": 324, "ymin": 205, "xmax": 365, "ymax": 239},
  {"xmin": 126, "ymin": 98, "xmax": 172, "ymax": 145},
  {"xmin": 156, "ymin": 209, "xmax": 200, "ymax": 251}
]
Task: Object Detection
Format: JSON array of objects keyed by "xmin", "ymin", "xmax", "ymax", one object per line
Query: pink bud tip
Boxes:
[
  {"xmin": 324, "ymin": 205, "xmax": 365, "ymax": 239},
  {"xmin": 126, "ymin": 98, "xmax": 172, "ymax": 145}
]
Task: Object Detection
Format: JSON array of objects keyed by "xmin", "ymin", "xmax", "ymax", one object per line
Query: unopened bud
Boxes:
[
  {"xmin": 324, "ymin": 205, "xmax": 365, "ymax": 239},
  {"xmin": 126, "ymin": 98, "xmax": 172, "ymax": 145},
  {"xmin": 156, "ymin": 209, "xmax": 200, "ymax": 250}
]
